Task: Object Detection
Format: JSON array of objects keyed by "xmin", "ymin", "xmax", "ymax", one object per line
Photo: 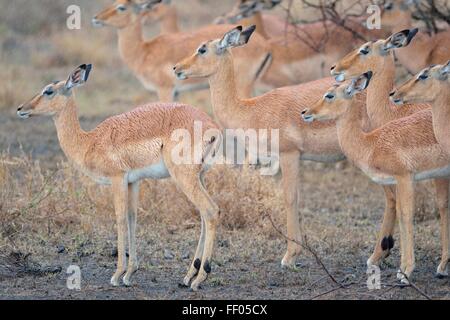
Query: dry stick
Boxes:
[
  {"xmin": 397, "ymin": 271, "xmax": 433, "ymax": 300},
  {"xmin": 264, "ymin": 211, "xmax": 344, "ymax": 288}
]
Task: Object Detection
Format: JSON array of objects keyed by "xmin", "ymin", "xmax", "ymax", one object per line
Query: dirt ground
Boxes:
[{"xmin": 0, "ymin": 0, "xmax": 449, "ymax": 300}]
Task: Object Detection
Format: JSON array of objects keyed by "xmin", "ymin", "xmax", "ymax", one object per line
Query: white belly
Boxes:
[
  {"xmin": 126, "ymin": 158, "xmax": 171, "ymax": 184},
  {"xmin": 366, "ymin": 165, "xmax": 450, "ymax": 185}
]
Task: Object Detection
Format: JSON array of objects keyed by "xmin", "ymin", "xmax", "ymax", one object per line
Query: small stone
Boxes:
[
  {"xmin": 56, "ymin": 245, "xmax": 65, "ymax": 254},
  {"xmin": 181, "ymin": 251, "xmax": 190, "ymax": 260},
  {"xmin": 164, "ymin": 249, "xmax": 174, "ymax": 260}
]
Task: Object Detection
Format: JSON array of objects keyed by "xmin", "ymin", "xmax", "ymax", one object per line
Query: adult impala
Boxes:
[
  {"xmin": 330, "ymin": 29, "xmax": 450, "ymax": 269},
  {"xmin": 302, "ymin": 72, "xmax": 450, "ymax": 282},
  {"xmin": 16, "ymin": 64, "xmax": 223, "ymax": 291},
  {"xmin": 92, "ymin": 0, "xmax": 272, "ymax": 101},
  {"xmin": 174, "ymin": 25, "xmax": 369, "ymax": 268},
  {"xmin": 392, "ymin": 62, "xmax": 450, "ymax": 154}
]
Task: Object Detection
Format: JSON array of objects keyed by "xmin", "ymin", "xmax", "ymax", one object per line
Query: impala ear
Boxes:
[
  {"xmin": 383, "ymin": 28, "xmax": 418, "ymax": 51},
  {"xmin": 439, "ymin": 61, "xmax": 450, "ymax": 79},
  {"xmin": 217, "ymin": 26, "xmax": 243, "ymax": 53},
  {"xmin": 64, "ymin": 64, "xmax": 92, "ymax": 92},
  {"xmin": 346, "ymin": 72, "xmax": 372, "ymax": 96},
  {"xmin": 136, "ymin": 0, "xmax": 163, "ymax": 12}
]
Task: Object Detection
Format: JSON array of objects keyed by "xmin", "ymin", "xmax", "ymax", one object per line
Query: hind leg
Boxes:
[{"xmin": 166, "ymin": 160, "xmax": 220, "ymax": 291}]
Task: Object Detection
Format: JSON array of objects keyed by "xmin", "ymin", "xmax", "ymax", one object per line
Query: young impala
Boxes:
[
  {"xmin": 174, "ymin": 25, "xmax": 369, "ymax": 269},
  {"xmin": 381, "ymin": 0, "xmax": 450, "ymax": 74},
  {"xmin": 331, "ymin": 29, "xmax": 450, "ymax": 270},
  {"xmin": 16, "ymin": 64, "xmax": 223, "ymax": 291},
  {"xmin": 92, "ymin": 0, "xmax": 271, "ymax": 101},
  {"xmin": 392, "ymin": 61, "xmax": 450, "ymax": 154},
  {"xmin": 302, "ymin": 73, "xmax": 450, "ymax": 282}
]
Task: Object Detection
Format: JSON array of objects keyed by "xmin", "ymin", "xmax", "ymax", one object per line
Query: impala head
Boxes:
[
  {"xmin": 390, "ymin": 61, "xmax": 450, "ymax": 105},
  {"xmin": 173, "ymin": 25, "xmax": 256, "ymax": 80},
  {"xmin": 330, "ymin": 28, "xmax": 418, "ymax": 82},
  {"xmin": 92, "ymin": 0, "xmax": 162, "ymax": 28},
  {"xmin": 301, "ymin": 72, "xmax": 372, "ymax": 123},
  {"xmin": 381, "ymin": 0, "xmax": 416, "ymax": 31},
  {"xmin": 17, "ymin": 64, "xmax": 92, "ymax": 119},
  {"xmin": 215, "ymin": 0, "xmax": 282, "ymax": 24}
]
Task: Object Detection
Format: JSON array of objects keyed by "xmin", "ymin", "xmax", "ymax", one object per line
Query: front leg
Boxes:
[
  {"xmin": 396, "ymin": 175, "xmax": 415, "ymax": 284},
  {"xmin": 110, "ymin": 176, "xmax": 129, "ymax": 287},
  {"xmin": 434, "ymin": 178, "xmax": 449, "ymax": 278},
  {"xmin": 123, "ymin": 181, "xmax": 140, "ymax": 286},
  {"xmin": 279, "ymin": 151, "xmax": 302, "ymax": 269}
]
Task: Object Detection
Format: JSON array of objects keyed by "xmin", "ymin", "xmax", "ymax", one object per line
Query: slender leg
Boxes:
[
  {"xmin": 165, "ymin": 158, "xmax": 219, "ymax": 290},
  {"xmin": 183, "ymin": 217, "xmax": 206, "ymax": 286},
  {"xmin": 110, "ymin": 176, "xmax": 129, "ymax": 286},
  {"xmin": 434, "ymin": 178, "xmax": 449, "ymax": 277},
  {"xmin": 367, "ymin": 185, "xmax": 397, "ymax": 266},
  {"xmin": 123, "ymin": 181, "xmax": 140, "ymax": 286},
  {"xmin": 279, "ymin": 151, "xmax": 302, "ymax": 268},
  {"xmin": 396, "ymin": 175, "xmax": 415, "ymax": 284}
]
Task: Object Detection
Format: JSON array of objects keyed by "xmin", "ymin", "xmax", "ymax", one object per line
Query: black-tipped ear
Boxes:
[
  {"xmin": 238, "ymin": 25, "xmax": 256, "ymax": 46},
  {"xmin": 217, "ymin": 26, "xmax": 244, "ymax": 53},
  {"xmin": 347, "ymin": 71, "xmax": 372, "ymax": 96},
  {"xmin": 384, "ymin": 28, "xmax": 418, "ymax": 50},
  {"xmin": 64, "ymin": 64, "xmax": 93, "ymax": 92}
]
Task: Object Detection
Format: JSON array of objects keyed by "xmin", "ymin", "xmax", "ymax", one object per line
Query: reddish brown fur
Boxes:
[
  {"xmin": 17, "ymin": 66, "xmax": 223, "ymax": 291},
  {"xmin": 93, "ymin": 0, "xmax": 272, "ymax": 101}
]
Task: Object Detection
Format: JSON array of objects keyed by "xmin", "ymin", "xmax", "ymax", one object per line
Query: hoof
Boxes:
[
  {"xmin": 435, "ymin": 265, "xmax": 448, "ymax": 279},
  {"xmin": 110, "ymin": 276, "xmax": 121, "ymax": 287},
  {"xmin": 122, "ymin": 275, "xmax": 132, "ymax": 287},
  {"xmin": 396, "ymin": 270, "xmax": 410, "ymax": 285},
  {"xmin": 281, "ymin": 256, "xmax": 297, "ymax": 269},
  {"xmin": 190, "ymin": 281, "xmax": 201, "ymax": 292},
  {"xmin": 183, "ymin": 275, "xmax": 192, "ymax": 287}
]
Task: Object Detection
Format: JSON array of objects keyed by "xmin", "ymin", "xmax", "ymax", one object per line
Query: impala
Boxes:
[
  {"xmin": 302, "ymin": 72, "xmax": 450, "ymax": 282},
  {"xmin": 392, "ymin": 61, "xmax": 450, "ymax": 154},
  {"xmin": 174, "ymin": 25, "xmax": 369, "ymax": 268},
  {"xmin": 216, "ymin": 0, "xmax": 385, "ymax": 88},
  {"xmin": 331, "ymin": 29, "xmax": 450, "ymax": 270},
  {"xmin": 92, "ymin": 0, "xmax": 272, "ymax": 101},
  {"xmin": 16, "ymin": 64, "xmax": 223, "ymax": 291},
  {"xmin": 381, "ymin": 0, "xmax": 450, "ymax": 74}
]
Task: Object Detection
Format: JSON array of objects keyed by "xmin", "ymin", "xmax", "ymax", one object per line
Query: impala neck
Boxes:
[
  {"xmin": 366, "ymin": 55, "xmax": 397, "ymax": 128},
  {"xmin": 160, "ymin": 6, "xmax": 179, "ymax": 33},
  {"xmin": 431, "ymin": 87, "xmax": 450, "ymax": 153},
  {"xmin": 207, "ymin": 54, "xmax": 247, "ymax": 128},
  {"xmin": 336, "ymin": 100, "xmax": 373, "ymax": 166},
  {"xmin": 53, "ymin": 96, "xmax": 89, "ymax": 166},
  {"xmin": 241, "ymin": 12, "xmax": 269, "ymax": 39},
  {"xmin": 117, "ymin": 18, "xmax": 146, "ymax": 73}
]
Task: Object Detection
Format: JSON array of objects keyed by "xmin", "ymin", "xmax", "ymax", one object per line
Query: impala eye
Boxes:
[
  {"xmin": 418, "ymin": 73, "xmax": 428, "ymax": 80},
  {"xmin": 325, "ymin": 93, "xmax": 335, "ymax": 100},
  {"xmin": 43, "ymin": 87, "xmax": 55, "ymax": 96},
  {"xmin": 359, "ymin": 47, "xmax": 370, "ymax": 55},
  {"xmin": 116, "ymin": 5, "xmax": 127, "ymax": 12},
  {"xmin": 197, "ymin": 45, "xmax": 207, "ymax": 55}
]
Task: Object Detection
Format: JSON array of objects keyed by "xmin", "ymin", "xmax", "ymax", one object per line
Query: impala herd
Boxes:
[{"xmin": 15, "ymin": 0, "xmax": 450, "ymax": 291}]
